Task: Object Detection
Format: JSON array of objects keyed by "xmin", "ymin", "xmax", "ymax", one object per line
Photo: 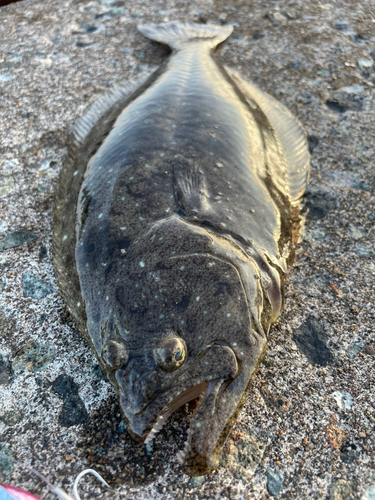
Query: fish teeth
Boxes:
[
  {"xmin": 176, "ymin": 434, "xmax": 191, "ymax": 465},
  {"xmin": 176, "ymin": 450, "xmax": 185, "ymax": 465},
  {"xmin": 144, "ymin": 414, "xmax": 168, "ymax": 443},
  {"xmin": 176, "ymin": 447, "xmax": 188, "ymax": 465},
  {"xmin": 144, "ymin": 431, "xmax": 156, "ymax": 444}
]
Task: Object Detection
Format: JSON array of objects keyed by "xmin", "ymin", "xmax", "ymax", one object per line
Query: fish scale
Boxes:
[{"xmin": 52, "ymin": 21, "xmax": 310, "ymax": 476}]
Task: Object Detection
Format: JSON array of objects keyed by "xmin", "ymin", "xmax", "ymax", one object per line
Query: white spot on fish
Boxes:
[
  {"xmin": 139, "ymin": 261, "xmax": 145, "ymax": 268},
  {"xmin": 63, "ymin": 235, "xmax": 68, "ymax": 241},
  {"xmin": 73, "ymin": 170, "xmax": 78, "ymax": 176},
  {"xmin": 120, "ymin": 227, "xmax": 126, "ymax": 230},
  {"xmin": 106, "ymin": 295, "xmax": 109, "ymax": 301},
  {"xmin": 98, "ymin": 213, "xmax": 103, "ymax": 219},
  {"xmin": 227, "ymin": 313, "xmax": 231, "ymax": 317},
  {"xmin": 180, "ymin": 266, "xmax": 185, "ymax": 271},
  {"xmin": 196, "ymin": 296, "xmax": 200, "ymax": 302},
  {"xmin": 77, "ymin": 302, "xmax": 81, "ymax": 307}
]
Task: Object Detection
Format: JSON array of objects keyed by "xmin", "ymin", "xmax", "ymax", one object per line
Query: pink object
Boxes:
[{"xmin": 0, "ymin": 485, "xmax": 41, "ymax": 500}]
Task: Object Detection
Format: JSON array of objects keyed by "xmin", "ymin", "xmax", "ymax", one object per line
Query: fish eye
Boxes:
[
  {"xmin": 154, "ymin": 337, "xmax": 186, "ymax": 372},
  {"xmin": 101, "ymin": 339, "xmax": 129, "ymax": 370}
]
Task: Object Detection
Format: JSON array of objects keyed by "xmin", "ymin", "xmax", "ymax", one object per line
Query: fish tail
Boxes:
[{"xmin": 138, "ymin": 21, "xmax": 233, "ymax": 49}]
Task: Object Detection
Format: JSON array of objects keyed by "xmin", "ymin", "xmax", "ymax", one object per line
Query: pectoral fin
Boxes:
[{"xmin": 172, "ymin": 155, "xmax": 212, "ymax": 219}]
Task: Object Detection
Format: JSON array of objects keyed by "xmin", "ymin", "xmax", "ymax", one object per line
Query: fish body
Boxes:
[{"xmin": 52, "ymin": 22, "xmax": 309, "ymax": 475}]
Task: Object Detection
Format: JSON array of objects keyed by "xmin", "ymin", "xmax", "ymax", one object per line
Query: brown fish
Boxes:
[{"xmin": 52, "ymin": 21, "xmax": 309, "ymax": 475}]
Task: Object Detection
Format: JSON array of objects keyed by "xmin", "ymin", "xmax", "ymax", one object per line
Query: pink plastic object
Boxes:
[{"xmin": 0, "ymin": 485, "xmax": 41, "ymax": 500}]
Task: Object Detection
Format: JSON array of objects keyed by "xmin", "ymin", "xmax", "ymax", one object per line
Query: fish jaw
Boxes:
[
  {"xmin": 180, "ymin": 337, "xmax": 267, "ymax": 476},
  {"xmin": 118, "ymin": 343, "xmax": 239, "ymax": 442},
  {"xmin": 118, "ymin": 337, "xmax": 266, "ymax": 476}
]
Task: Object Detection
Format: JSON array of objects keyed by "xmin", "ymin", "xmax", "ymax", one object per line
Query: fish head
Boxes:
[{"xmin": 100, "ymin": 217, "xmax": 267, "ymax": 475}]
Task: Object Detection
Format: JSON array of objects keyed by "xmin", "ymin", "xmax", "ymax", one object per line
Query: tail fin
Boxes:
[{"xmin": 138, "ymin": 21, "xmax": 233, "ymax": 50}]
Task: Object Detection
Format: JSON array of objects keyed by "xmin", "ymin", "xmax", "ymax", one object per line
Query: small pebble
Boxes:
[
  {"xmin": 330, "ymin": 391, "xmax": 353, "ymax": 410},
  {"xmin": 357, "ymin": 59, "xmax": 374, "ymax": 69},
  {"xmin": 353, "ymin": 244, "xmax": 375, "ymax": 258},
  {"xmin": 329, "ymin": 479, "xmax": 358, "ymax": 500},
  {"xmin": 22, "ymin": 272, "xmax": 55, "ymax": 299},
  {"xmin": 12, "ymin": 343, "xmax": 55, "ymax": 373},
  {"xmin": 266, "ymin": 469, "xmax": 283, "ymax": 497},
  {"xmin": 361, "ymin": 484, "xmax": 375, "ymax": 500},
  {"xmin": 0, "ymin": 231, "xmax": 38, "ymax": 251},
  {"xmin": 334, "ymin": 20, "xmax": 351, "ymax": 31},
  {"xmin": 0, "ymin": 74, "xmax": 12, "ymax": 82},
  {"xmin": 190, "ymin": 476, "xmax": 206, "ymax": 487},
  {"xmin": 0, "ymin": 177, "xmax": 14, "ymax": 196}
]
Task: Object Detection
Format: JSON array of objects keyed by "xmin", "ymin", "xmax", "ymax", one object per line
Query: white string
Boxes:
[{"xmin": 72, "ymin": 469, "xmax": 110, "ymax": 500}]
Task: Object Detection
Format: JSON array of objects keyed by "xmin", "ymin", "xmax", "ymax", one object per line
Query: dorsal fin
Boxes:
[
  {"xmin": 224, "ymin": 67, "xmax": 310, "ymax": 204},
  {"xmin": 68, "ymin": 76, "xmax": 154, "ymax": 162},
  {"xmin": 52, "ymin": 69, "xmax": 155, "ymax": 336}
]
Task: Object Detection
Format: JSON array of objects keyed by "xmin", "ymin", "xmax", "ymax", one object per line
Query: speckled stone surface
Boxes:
[{"xmin": 0, "ymin": 0, "xmax": 374, "ymax": 499}]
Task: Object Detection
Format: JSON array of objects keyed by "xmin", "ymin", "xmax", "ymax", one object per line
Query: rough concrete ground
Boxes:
[{"xmin": 0, "ymin": 0, "xmax": 374, "ymax": 499}]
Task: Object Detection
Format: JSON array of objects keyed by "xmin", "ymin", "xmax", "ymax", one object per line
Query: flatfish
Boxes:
[{"xmin": 52, "ymin": 21, "xmax": 310, "ymax": 476}]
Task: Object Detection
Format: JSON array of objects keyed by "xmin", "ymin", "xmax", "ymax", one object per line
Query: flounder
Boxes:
[{"xmin": 52, "ymin": 22, "xmax": 310, "ymax": 476}]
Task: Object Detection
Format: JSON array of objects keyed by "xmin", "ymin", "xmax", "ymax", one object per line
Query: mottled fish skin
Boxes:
[{"xmin": 52, "ymin": 22, "xmax": 310, "ymax": 476}]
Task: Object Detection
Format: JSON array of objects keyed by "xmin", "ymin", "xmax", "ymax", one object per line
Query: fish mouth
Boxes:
[
  {"xmin": 138, "ymin": 343, "xmax": 239, "ymax": 475},
  {"xmin": 143, "ymin": 379, "xmax": 219, "ymax": 462},
  {"xmin": 121, "ymin": 338, "xmax": 266, "ymax": 476}
]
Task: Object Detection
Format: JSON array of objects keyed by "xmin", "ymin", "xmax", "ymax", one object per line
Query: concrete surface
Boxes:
[{"xmin": 0, "ymin": 0, "xmax": 374, "ymax": 498}]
